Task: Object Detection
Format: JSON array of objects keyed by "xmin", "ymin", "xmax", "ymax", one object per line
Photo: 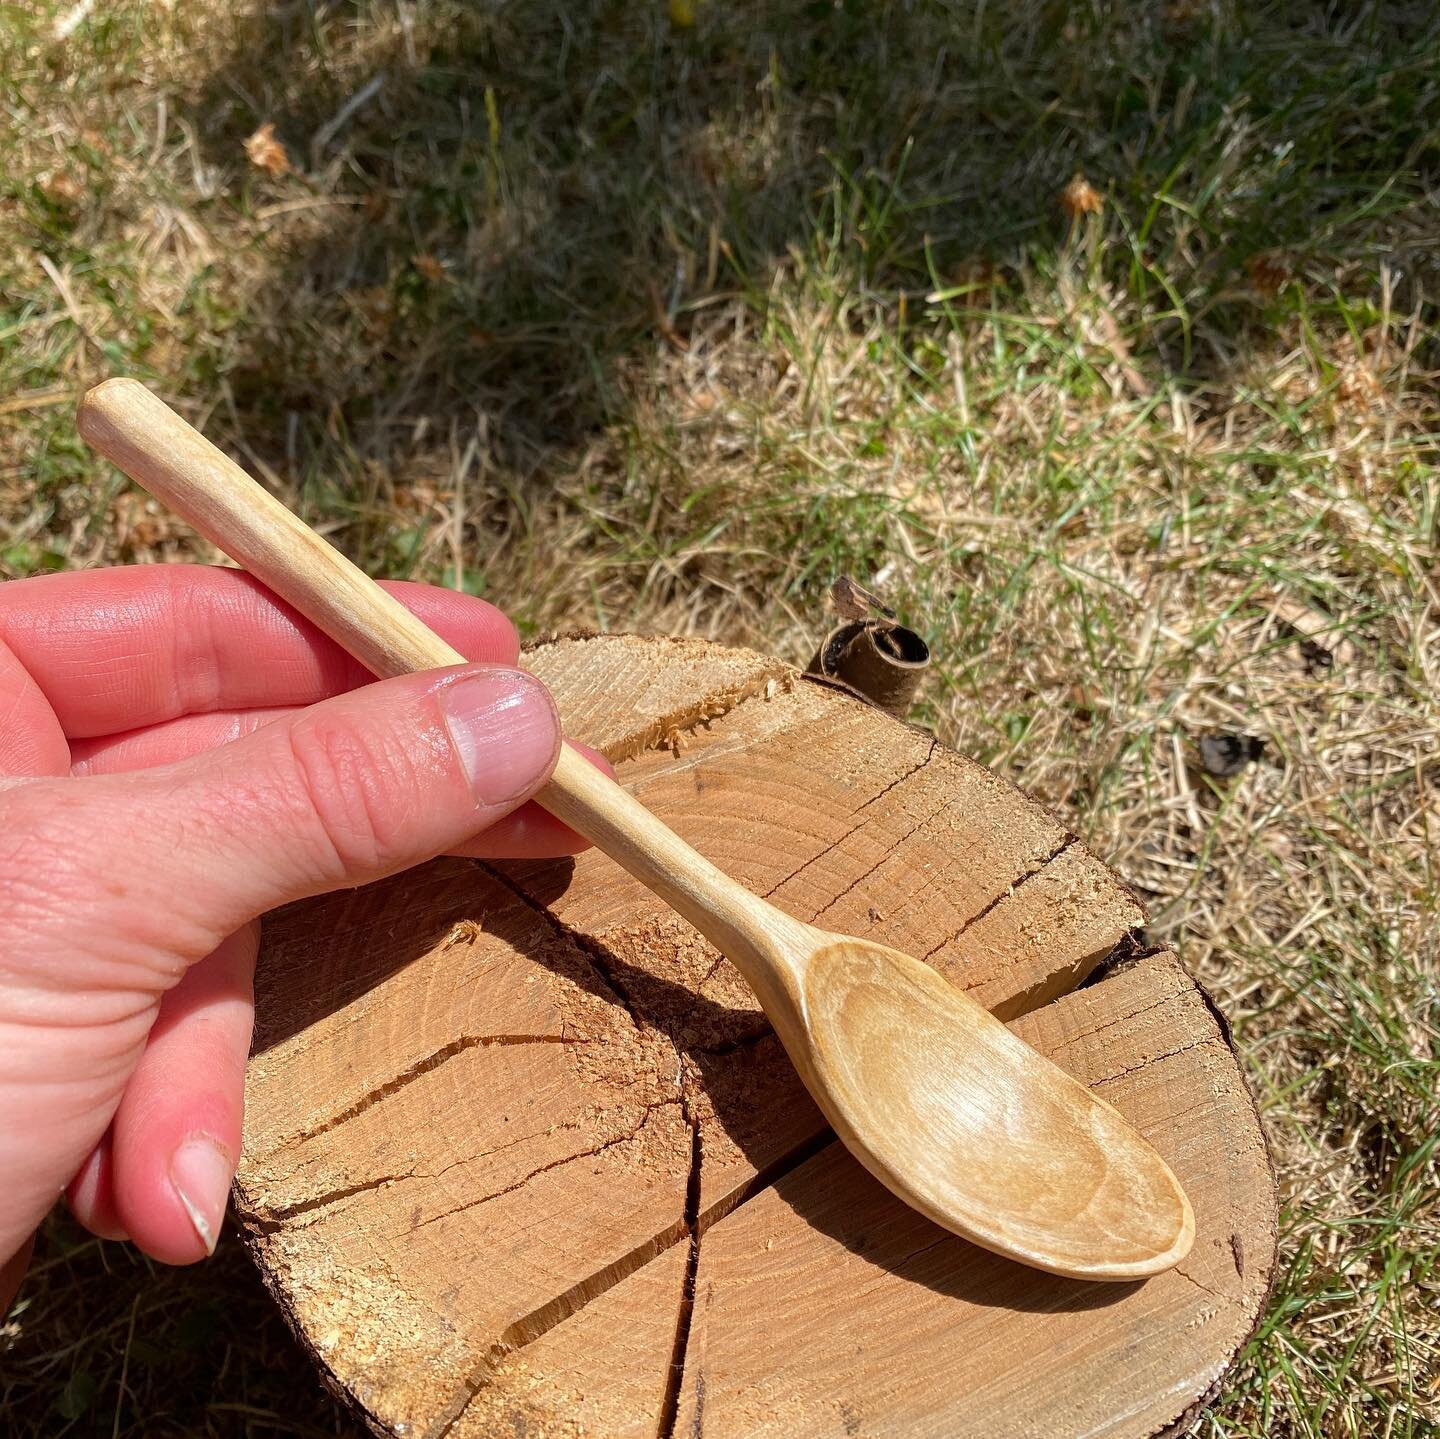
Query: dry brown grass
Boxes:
[{"xmin": 2, "ymin": 0, "xmax": 1437, "ymax": 1434}]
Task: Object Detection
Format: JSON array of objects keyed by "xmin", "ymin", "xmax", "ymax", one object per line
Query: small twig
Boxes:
[
  {"xmin": 35, "ymin": 253, "xmax": 104, "ymax": 358},
  {"xmin": 451, "ymin": 428, "xmax": 479, "ymax": 592},
  {"xmin": 254, "ymin": 195, "xmax": 366, "ymax": 222},
  {"xmin": 311, "ymin": 72, "xmax": 385, "ymax": 161},
  {"xmin": 1172, "ymin": 731, "xmax": 1205, "ymax": 838},
  {"xmin": 0, "ymin": 386, "xmax": 72, "ymax": 417},
  {"xmin": 112, "ymin": 1292, "xmax": 140, "ymax": 1438}
]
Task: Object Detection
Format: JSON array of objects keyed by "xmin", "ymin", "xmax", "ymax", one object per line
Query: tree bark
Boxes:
[{"xmin": 235, "ymin": 633, "xmax": 1276, "ymax": 1439}]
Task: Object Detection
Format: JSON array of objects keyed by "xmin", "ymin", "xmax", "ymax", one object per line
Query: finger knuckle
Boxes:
[{"xmin": 284, "ymin": 712, "xmax": 421, "ymax": 878}]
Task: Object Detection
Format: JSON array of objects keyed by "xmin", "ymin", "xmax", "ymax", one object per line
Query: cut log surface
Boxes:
[{"xmin": 237, "ymin": 634, "xmax": 1276, "ymax": 1439}]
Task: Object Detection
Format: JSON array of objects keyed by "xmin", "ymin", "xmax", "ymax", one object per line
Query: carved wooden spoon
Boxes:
[{"xmin": 78, "ymin": 378, "xmax": 1194, "ymax": 1281}]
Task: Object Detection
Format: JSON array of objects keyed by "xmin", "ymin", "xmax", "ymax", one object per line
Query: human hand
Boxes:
[{"xmin": 0, "ymin": 564, "xmax": 594, "ymax": 1306}]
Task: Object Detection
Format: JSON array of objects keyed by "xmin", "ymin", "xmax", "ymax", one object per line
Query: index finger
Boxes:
[{"xmin": 0, "ymin": 565, "xmax": 519, "ymax": 739}]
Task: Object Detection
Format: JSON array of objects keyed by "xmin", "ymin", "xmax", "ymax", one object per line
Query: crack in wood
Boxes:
[
  {"xmin": 891, "ymin": 1232, "xmax": 956, "ymax": 1272},
  {"xmin": 656, "ymin": 1093, "xmax": 705, "ymax": 1439},
  {"xmin": 251, "ymin": 1110, "xmax": 616, "ymax": 1230},
  {"xmin": 1172, "ymin": 1263, "xmax": 1236, "ymax": 1308},
  {"xmin": 410, "ymin": 1099, "xmax": 681, "ymax": 1235},
  {"xmin": 1091, "ymin": 1035, "xmax": 1212, "ymax": 1088},
  {"xmin": 426, "ymin": 1200, "xmax": 693, "ymax": 1439},
  {"xmin": 288, "ymin": 1033, "xmax": 576, "ymax": 1146},
  {"xmin": 1061, "ymin": 989, "xmax": 1179, "ymax": 1046},
  {"xmin": 759, "ymin": 737, "xmax": 941, "ymax": 901},
  {"xmin": 920, "ymin": 833, "xmax": 1078, "ymax": 966},
  {"xmin": 691, "ymin": 1026, "xmax": 772, "ymax": 1059},
  {"xmin": 429, "ymin": 1377, "xmax": 482, "ymax": 1437},
  {"xmin": 653, "ymin": 1125, "xmax": 842, "ymax": 1438},
  {"xmin": 810, "ymin": 755, "xmax": 973, "ymax": 927},
  {"xmin": 253, "ymin": 1166, "xmax": 420, "ymax": 1227},
  {"xmin": 479, "ymin": 859, "xmax": 655, "ymax": 1035},
  {"xmin": 424, "ymin": 1108, "xmax": 842, "ymax": 1439},
  {"xmin": 695, "ymin": 950, "xmax": 730, "ymax": 993},
  {"xmin": 695, "ymin": 1128, "xmax": 836, "ymax": 1237},
  {"xmin": 595, "ymin": 661, "xmax": 793, "ymax": 766},
  {"xmin": 989, "ymin": 939, "xmax": 1139, "ymax": 1024},
  {"xmin": 978, "ymin": 906, "xmax": 1147, "ymax": 1026},
  {"xmin": 1147, "ymin": 1094, "xmax": 1223, "ymax": 1135}
]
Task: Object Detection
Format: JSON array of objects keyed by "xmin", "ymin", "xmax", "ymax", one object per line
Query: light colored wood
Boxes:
[
  {"xmin": 671, "ymin": 951, "xmax": 1275, "ymax": 1439},
  {"xmin": 233, "ymin": 633, "xmax": 1274, "ymax": 1438},
  {"xmin": 78, "ymin": 377, "xmax": 1193, "ymax": 1281},
  {"xmin": 449, "ymin": 1241, "xmax": 691, "ymax": 1439}
]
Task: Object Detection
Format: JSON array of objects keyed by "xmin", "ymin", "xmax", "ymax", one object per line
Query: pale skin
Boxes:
[{"xmin": 0, "ymin": 564, "xmax": 604, "ymax": 1311}]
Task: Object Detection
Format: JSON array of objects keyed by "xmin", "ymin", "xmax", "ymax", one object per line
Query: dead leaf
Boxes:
[
  {"xmin": 344, "ymin": 286, "xmax": 393, "ymax": 336},
  {"xmin": 40, "ymin": 171, "xmax": 83, "ymax": 207},
  {"xmin": 414, "ymin": 253, "xmax": 446, "ymax": 283},
  {"xmin": 243, "ymin": 123, "xmax": 291, "ymax": 178},
  {"xmin": 1246, "ymin": 253, "xmax": 1290, "ymax": 296},
  {"xmin": 1059, "ymin": 175, "xmax": 1104, "ymax": 219},
  {"xmin": 831, "ymin": 576, "xmax": 895, "ymax": 623}
]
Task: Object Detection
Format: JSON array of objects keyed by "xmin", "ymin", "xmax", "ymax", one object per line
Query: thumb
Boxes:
[
  {"xmin": 0, "ymin": 663, "xmax": 561, "ymax": 1267},
  {"xmin": 25, "ymin": 662, "xmax": 562, "ymax": 973}
]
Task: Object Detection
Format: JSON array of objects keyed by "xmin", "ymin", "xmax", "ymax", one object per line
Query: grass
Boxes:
[{"xmin": 2, "ymin": 0, "xmax": 1438, "ymax": 1432}]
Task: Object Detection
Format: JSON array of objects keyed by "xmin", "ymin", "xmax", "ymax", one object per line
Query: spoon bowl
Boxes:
[{"xmin": 788, "ymin": 933, "xmax": 1194, "ymax": 1279}]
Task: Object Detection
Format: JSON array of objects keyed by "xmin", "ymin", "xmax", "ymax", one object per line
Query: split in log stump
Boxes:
[{"xmin": 236, "ymin": 634, "xmax": 1277, "ymax": 1439}]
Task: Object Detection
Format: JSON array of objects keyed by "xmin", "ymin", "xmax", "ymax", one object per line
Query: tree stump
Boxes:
[{"xmin": 236, "ymin": 634, "xmax": 1276, "ymax": 1439}]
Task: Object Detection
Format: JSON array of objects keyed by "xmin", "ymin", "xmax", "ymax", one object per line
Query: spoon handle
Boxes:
[{"xmin": 77, "ymin": 380, "xmax": 804, "ymax": 1003}]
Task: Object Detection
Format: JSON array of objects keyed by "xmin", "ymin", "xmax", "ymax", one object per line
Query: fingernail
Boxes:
[
  {"xmin": 169, "ymin": 1137, "xmax": 232, "ymax": 1255},
  {"xmin": 438, "ymin": 668, "xmax": 560, "ymax": 808}
]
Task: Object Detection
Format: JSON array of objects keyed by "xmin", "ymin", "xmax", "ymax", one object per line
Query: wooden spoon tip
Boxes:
[{"xmin": 794, "ymin": 936, "xmax": 1197, "ymax": 1281}]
